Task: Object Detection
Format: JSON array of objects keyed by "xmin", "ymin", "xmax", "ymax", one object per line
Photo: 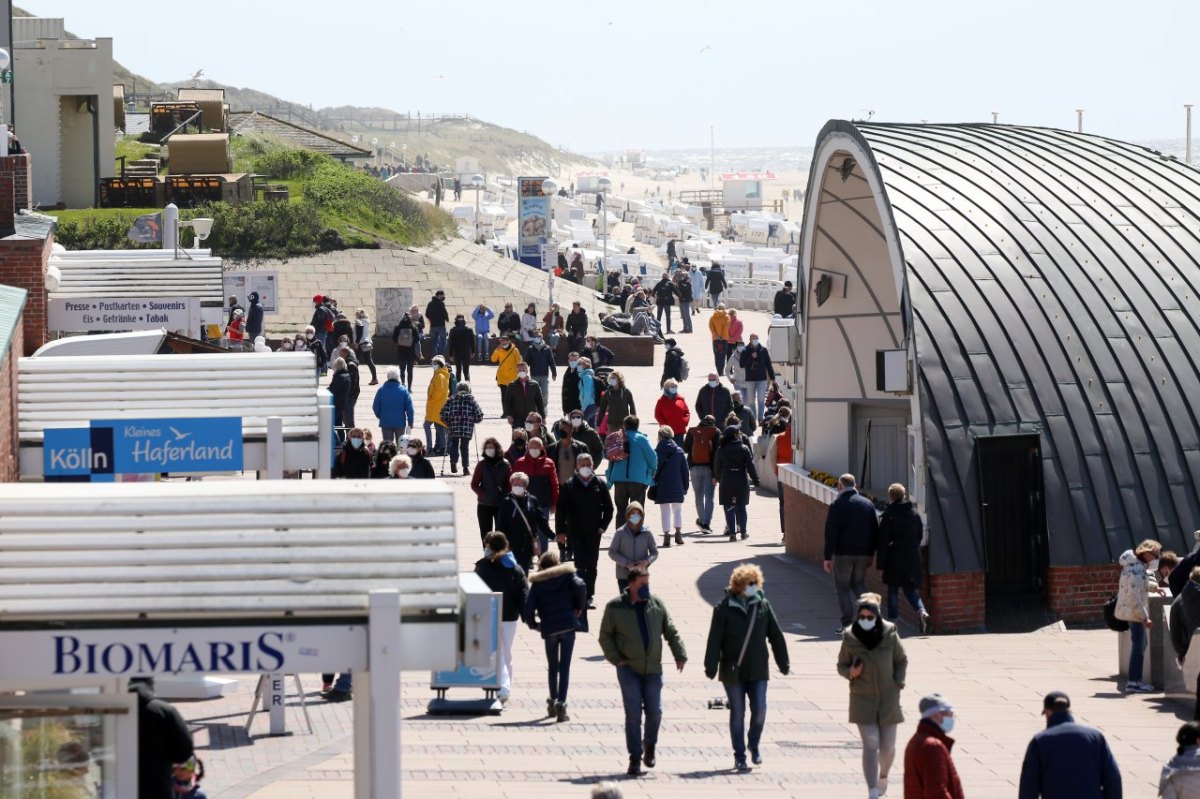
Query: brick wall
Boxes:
[
  {"xmin": 0, "ymin": 236, "xmax": 51, "ymax": 355},
  {"xmin": 928, "ymin": 571, "xmax": 986, "ymax": 632},
  {"xmin": 0, "ymin": 321, "xmax": 21, "ymax": 482},
  {"xmin": 1047, "ymin": 563, "xmax": 1119, "ymax": 623},
  {"xmin": 0, "ymin": 153, "xmax": 31, "ymax": 213}
]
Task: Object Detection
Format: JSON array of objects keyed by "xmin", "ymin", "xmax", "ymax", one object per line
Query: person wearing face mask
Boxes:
[
  {"xmin": 387, "ymin": 454, "xmax": 412, "ymax": 479},
  {"xmin": 471, "ymin": 436, "xmax": 512, "ymax": 540},
  {"xmin": 447, "ymin": 314, "xmax": 476, "ymax": 382},
  {"xmin": 903, "ymin": 693, "xmax": 964, "ymax": 799},
  {"xmin": 496, "ymin": 472, "xmax": 552, "ymax": 572},
  {"xmin": 703, "ymin": 564, "xmax": 790, "ymax": 772},
  {"xmin": 568, "ymin": 409, "xmax": 604, "ymax": 465},
  {"xmin": 404, "ymin": 439, "xmax": 436, "ymax": 479},
  {"xmin": 505, "ymin": 429, "xmax": 528, "ymax": 466},
  {"xmin": 654, "ymin": 379, "xmax": 690, "ymax": 449},
  {"xmin": 496, "ymin": 302, "xmax": 522, "ymax": 338},
  {"xmin": 598, "ymin": 566, "xmax": 687, "ymax": 777},
  {"xmin": 576, "ymin": 357, "xmax": 599, "ymax": 427},
  {"xmin": 525, "ymin": 333, "xmax": 558, "ymax": 405},
  {"xmin": 439, "ymin": 382, "xmax": 485, "ymax": 476},
  {"xmin": 726, "ymin": 308, "xmax": 744, "ymax": 347},
  {"xmin": 514, "ymin": 437, "xmax": 560, "ymax": 534},
  {"xmin": 474, "ymin": 532, "xmax": 529, "ymax": 705},
  {"xmin": 332, "ymin": 427, "xmax": 373, "ymax": 478},
  {"xmin": 541, "ymin": 303, "xmax": 565, "ymax": 349},
  {"xmin": 556, "ymin": 453, "xmax": 615, "ymax": 607},
  {"xmin": 581, "ymin": 337, "xmax": 615, "ymax": 368},
  {"xmin": 425, "ymin": 290, "xmax": 450, "ymax": 357},
  {"xmin": 729, "ymin": 391, "xmax": 757, "ymax": 440},
  {"xmin": 562, "ymin": 352, "xmax": 583, "ymax": 415},
  {"xmin": 565, "ymin": 302, "xmax": 589, "ymax": 353},
  {"xmin": 695, "ymin": 373, "xmax": 732, "ymax": 430},
  {"xmin": 521, "ymin": 413, "xmax": 554, "ymax": 447},
  {"xmin": 423, "ymin": 356, "xmax": 452, "ymax": 457},
  {"xmin": 327, "ymin": 358, "xmax": 352, "ymax": 436},
  {"xmin": 651, "ymin": 426, "xmax": 690, "ymax": 547},
  {"xmin": 837, "ymin": 593, "xmax": 907, "ymax": 799},
  {"xmin": 726, "ymin": 341, "xmax": 748, "ymax": 398},
  {"xmin": 714, "ymin": 425, "xmax": 759, "ymax": 541},
  {"xmin": 709, "ymin": 302, "xmax": 731, "ymax": 373},
  {"xmin": 548, "ymin": 420, "xmax": 589, "ymax": 490},
  {"xmin": 739, "ymin": 334, "xmax": 776, "ymax": 424},
  {"xmin": 599, "ymin": 371, "xmax": 636, "ymax": 437},
  {"xmin": 491, "ymin": 334, "xmax": 522, "ymax": 407},
  {"xmin": 608, "ymin": 503, "xmax": 659, "ymax": 594},
  {"xmin": 372, "ymin": 441, "xmax": 398, "ymax": 478},
  {"xmin": 304, "ymin": 325, "xmax": 328, "ymax": 377},
  {"xmin": 1115, "ymin": 538, "xmax": 1162, "ymax": 693},
  {"xmin": 502, "ymin": 361, "xmax": 546, "ymax": 428}
]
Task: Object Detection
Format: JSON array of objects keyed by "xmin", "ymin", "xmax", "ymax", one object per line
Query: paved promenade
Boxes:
[{"xmin": 182, "ymin": 307, "xmax": 1184, "ymax": 798}]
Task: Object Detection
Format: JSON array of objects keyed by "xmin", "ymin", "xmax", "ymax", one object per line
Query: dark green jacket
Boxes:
[
  {"xmin": 598, "ymin": 592, "xmax": 687, "ymax": 675},
  {"xmin": 703, "ymin": 592, "xmax": 790, "ymax": 683}
]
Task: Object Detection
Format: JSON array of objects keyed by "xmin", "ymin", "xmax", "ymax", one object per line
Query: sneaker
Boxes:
[
  {"xmin": 919, "ymin": 610, "xmax": 931, "ymax": 634},
  {"xmin": 750, "ymin": 748, "xmax": 762, "ymax": 765},
  {"xmin": 1126, "ymin": 681, "xmax": 1155, "ymax": 693},
  {"xmin": 868, "ymin": 789, "xmax": 880, "ymax": 799},
  {"xmin": 642, "ymin": 743, "xmax": 656, "ymax": 768},
  {"xmin": 878, "ymin": 775, "xmax": 888, "ymax": 795},
  {"xmin": 734, "ymin": 757, "xmax": 750, "ymax": 772},
  {"xmin": 324, "ymin": 689, "xmax": 352, "ymax": 703},
  {"xmin": 498, "ymin": 688, "xmax": 510, "ymax": 704},
  {"xmin": 627, "ymin": 756, "xmax": 642, "ymax": 776}
]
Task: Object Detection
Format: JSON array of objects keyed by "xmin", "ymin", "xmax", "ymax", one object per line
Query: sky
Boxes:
[{"xmin": 17, "ymin": 0, "xmax": 1200, "ymax": 153}]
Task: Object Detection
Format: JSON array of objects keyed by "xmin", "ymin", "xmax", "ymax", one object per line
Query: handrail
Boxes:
[{"xmin": 160, "ymin": 110, "xmax": 204, "ymax": 143}]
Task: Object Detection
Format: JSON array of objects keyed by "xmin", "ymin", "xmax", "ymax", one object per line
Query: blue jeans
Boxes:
[
  {"xmin": 424, "ymin": 421, "xmax": 447, "ymax": 453},
  {"xmin": 724, "ymin": 680, "xmax": 768, "ymax": 759},
  {"xmin": 616, "ymin": 666, "xmax": 663, "ymax": 758},
  {"xmin": 545, "ymin": 632, "xmax": 576, "ymax": 702},
  {"xmin": 746, "ymin": 380, "xmax": 768, "ymax": 425},
  {"xmin": 1130, "ymin": 621, "xmax": 1147, "ymax": 684},
  {"xmin": 887, "ymin": 585, "xmax": 926, "ymax": 620},
  {"xmin": 476, "ymin": 332, "xmax": 489, "ymax": 360},
  {"xmin": 679, "ymin": 301, "xmax": 693, "ymax": 332},
  {"xmin": 431, "ymin": 326, "xmax": 447, "ymax": 356},
  {"xmin": 724, "ymin": 503, "xmax": 748, "ymax": 534},
  {"xmin": 691, "ymin": 466, "xmax": 714, "ymax": 526}
]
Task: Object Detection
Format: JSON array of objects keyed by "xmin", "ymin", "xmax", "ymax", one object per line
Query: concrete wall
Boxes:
[
  {"xmin": 13, "ymin": 37, "xmax": 115, "ymax": 208},
  {"xmin": 0, "ymin": 154, "xmax": 51, "ymax": 354}
]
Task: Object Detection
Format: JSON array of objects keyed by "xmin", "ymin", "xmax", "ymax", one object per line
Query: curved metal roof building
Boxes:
[{"xmin": 798, "ymin": 121, "xmax": 1200, "ymax": 576}]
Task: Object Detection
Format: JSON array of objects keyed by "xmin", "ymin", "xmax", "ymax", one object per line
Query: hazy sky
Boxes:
[{"xmin": 18, "ymin": 0, "xmax": 1200, "ymax": 153}]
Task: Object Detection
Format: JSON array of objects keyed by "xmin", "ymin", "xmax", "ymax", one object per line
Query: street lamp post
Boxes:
[
  {"xmin": 597, "ymin": 176, "xmax": 612, "ymax": 282},
  {"xmin": 0, "ymin": 48, "xmax": 10, "ymax": 156},
  {"xmin": 1187, "ymin": 104, "xmax": 1194, "ymax": 165},
  {"xmin": 471, "ymin": 173, "xmax": 484, "ymax": 244},
  {"xmin": 542, "ymin": 178, "xmax": 559, "ymax": 306}
]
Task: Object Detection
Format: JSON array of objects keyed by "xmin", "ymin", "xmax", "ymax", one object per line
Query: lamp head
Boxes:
[
  {"xmin": 181, "ymin": 217, "xmax": 214, "ymax": 241},
  {"xmin": 471, "ymin": 174, "xmax": 484, "ymax": 189},
  {"xmin": 0, "ymin": 49, "xmax": 10, "ymax": 72},
  {"xmin": 541, "ymin": 178, "xmax": 558, "ymax": 196},
  {"xmin": 597, "ymin": 177, "xmax": 612, "ymax": 193}
]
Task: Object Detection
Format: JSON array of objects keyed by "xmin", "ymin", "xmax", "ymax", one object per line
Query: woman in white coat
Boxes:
[{"xmin": 1116, "ymin": 538, "xmax": 1162, "ymax": 693}]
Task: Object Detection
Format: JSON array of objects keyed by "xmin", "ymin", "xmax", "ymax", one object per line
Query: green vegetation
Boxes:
[
  {"xmin": 51, "ymin": 136, "xmax": 455, "ymax": 258},
  {"xmin": 114, "ymin": 138, "xmax": 160, "ymax": 174}
]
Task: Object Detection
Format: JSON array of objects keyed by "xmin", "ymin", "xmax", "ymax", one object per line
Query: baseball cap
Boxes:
[{"xmin": 1042, "ymin": 691, "xmax": 1070, "ymax": 711}]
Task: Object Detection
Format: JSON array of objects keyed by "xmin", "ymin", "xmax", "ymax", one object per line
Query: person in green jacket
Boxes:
[
  {"xmin": 703, "ymin": 563, "xmax": 790, "ymax": 771},
  {"xmin": 837, "ymin": 592, "xmax": 908, "ymax": 799},
  {"xmin": 598, "ymin": 567, "xmax": 688, "ymax": 777}
]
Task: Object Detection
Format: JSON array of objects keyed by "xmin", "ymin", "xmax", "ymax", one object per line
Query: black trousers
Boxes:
[
  {"xmin": 574, "ymin": 530, "xmax": 601, "ymax": 599},
  {"xmin": 477, "ymin": 504, "xmax": 500, "ymax": 542},
  {"xmin": 455, "ymin": 359, "xmax": 471, "ymax": 382}
]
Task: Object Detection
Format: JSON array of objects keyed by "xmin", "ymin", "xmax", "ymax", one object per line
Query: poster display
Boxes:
[
  {"xmin": 517, "ymin": 176, "xmax": 550, "ymax": 270},
  {"xmin": 223, "ymin": 270, "xmax": 278, "ymax": 313}
]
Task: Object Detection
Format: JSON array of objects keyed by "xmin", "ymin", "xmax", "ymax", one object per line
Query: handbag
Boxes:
[
  {"xmin": 1103, "ymin": 594, "xmax": 1129, "ymax": 632},
  {"xmin": 647, "ymin": 454, "xmax": 666, "ymax": 503},
  {"xmin": 512, "ymin": 499, "xmax": 541, "ymax": 557},
  {"xmin": 598, "ymin": 412, "xmax": 609, "ymax": 436}
]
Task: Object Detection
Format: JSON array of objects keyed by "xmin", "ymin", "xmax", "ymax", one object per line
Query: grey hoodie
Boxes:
[{"xmin": 1159, "ymin": 746, "xmax": 1200, "ymax": 799}]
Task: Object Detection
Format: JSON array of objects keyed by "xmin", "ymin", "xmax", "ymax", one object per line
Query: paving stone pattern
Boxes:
[{"xmin": 184, "ymin": 308, "xmax": 1183, "ymax": 799}]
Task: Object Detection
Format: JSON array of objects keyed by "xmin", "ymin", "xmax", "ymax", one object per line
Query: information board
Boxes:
[
  {"xmin": 222, "ymin": 271, "xmax": 278, "ymax": 313},
  {"xmin": 517, "ymin": 176, "xmax": 550, "ymax": 270},
  {"xmin": 48, "ymin": 297, "xmax": 200, "ymax": 335},
  {"xmin": 44, "ymin": 417, "xmax": 244, "ymax": 480}
]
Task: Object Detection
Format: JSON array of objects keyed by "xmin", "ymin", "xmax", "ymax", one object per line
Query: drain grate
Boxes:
[{"xmin": 777, "ymin": 740, "xmax": 861, "ymax": 750}]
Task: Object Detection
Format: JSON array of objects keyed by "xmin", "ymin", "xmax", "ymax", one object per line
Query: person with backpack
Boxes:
[
  {"xmin": 684, "ymin": 415, "xmax": 720, "ymax": 533},
  {"xmin": 714, "ymin": 425, "xmax": 759, "ymax": 541},
  {"xmin": 704, "ymin": 563, "xmax": 790, "ymax": 772},
  {"xmin": 392, "ymin": 312, "xmax": 421, "ymax": 388},
  {"xmin": 604, "ymin": 415, "xmax": 659, "ymax": 520},
  {"xmin": 654, "ymin": 379, "xmax": 691, "ymax": 449},
  {"xmin": 661, "ymin": 338, "xmax": 687, "ymax": 386},
  {"xmin": 524, "ymin": 549, "xmax": 588, "ymax": 723},
  {"xmin": 440, "ymin": 381, "xmax": 485, "ymax": 476},
  {"xmin": 599, "ymin": 371, "xmax": 636, "ymax": 436},
  {"xmin": 311, "ymin": 294, "xmax": 334, "ymax": 351},
  {"xmin": 333, "ymin": 427, "xmax": 373, "ymax": 478}
]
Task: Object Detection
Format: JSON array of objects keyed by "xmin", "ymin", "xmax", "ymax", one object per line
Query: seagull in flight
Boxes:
[
  {"xmin": 699, "ymin": 45, "xmax": 712, "ymax": 53},
  {"xmin": 169, "ymin": 426, "xmax": 193, "ymax": 441}
]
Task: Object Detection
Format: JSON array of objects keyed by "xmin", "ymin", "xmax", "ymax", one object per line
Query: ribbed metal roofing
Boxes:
[
  {"xmin": 818, "ymin": 120, "xmax": 1200, "ymax": 573},
  {"xmin": 0, "ymin": 284, "xmax": 28, "ymax": 360}
]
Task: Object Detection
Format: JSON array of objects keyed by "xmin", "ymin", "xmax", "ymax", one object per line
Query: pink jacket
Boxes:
[{"xmin": 727, "ymin": 317, "xmax": 744, "ymax": 343}]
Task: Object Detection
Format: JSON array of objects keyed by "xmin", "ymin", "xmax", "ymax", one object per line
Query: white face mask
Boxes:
[
  {"xmin": 857, "ymin": 617, "xmax": 877, "ymax": 631},
  {"xmin": 1148, "ymin": 558, "xmax": 1160, "ymax": 573},
  {"xmin": 708, "ymin": 380, "xmax": 719, "ymax": 388},
  {"xmin": 571, "ymin": 417, "xmax": 583, "ymax": 428},
  {"xmin": 528, "ymin": 447, "xmax": 542, "ymax": 458},
  {"xmin": 484, "ymin": 447, "xmax": 497, "ymax": 458},
  {"xmin": 628, "ymin": 513, "xmax": 642, "ymax": 526},
  {"xmin": 406, "ymin": 446, "xmax": 418, "ymax": 456},
  {"xmin": 525, "ymin": 422, "xmax": 536, "ymax": 431},
  {"xmin": 306, "ymin": 333, "xmax": 315, "ymax": 339},
  {"xmin": 578, "ymin": 466, "xmax": 593, "ymax": 479},
  {"xmin": 517, "ymin": 371, "xmax": 529, "ymax": 379},
  {"xmin": 608, "ymin": 377, "xmax": 618, "ymax": 387},
  {"xmin": 350, "ymin": 438, "xmax": 363, "ymax": 449},
  {"xmin": 569, "ymin": 360, "xmax": 578, "ymax": 369},
  {"xmin": 742, "ymin": 584, "xmax": 759, "ymax": 599},
  {"xmin": 396, "ymin": 468, "xmax": 410, "ymax": 478},
  {"xmin": 511, "ymin": 485, "xmax": 527, "ymax": 497}
]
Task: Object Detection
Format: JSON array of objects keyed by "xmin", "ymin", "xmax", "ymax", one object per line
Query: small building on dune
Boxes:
[{"xmin": 780, "ymin": 120, "xmax": 1200, "ymax": 632}]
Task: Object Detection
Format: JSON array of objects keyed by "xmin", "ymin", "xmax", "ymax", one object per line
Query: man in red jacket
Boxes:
[{"xmin": 904, "ymin": 692, "xmax": 964, "ymax": 799}]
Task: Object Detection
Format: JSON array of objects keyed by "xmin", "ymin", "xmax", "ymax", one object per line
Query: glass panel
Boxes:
[{"xmin": 0, "ymin": 708, "xmax": 115, "ymax": 799}]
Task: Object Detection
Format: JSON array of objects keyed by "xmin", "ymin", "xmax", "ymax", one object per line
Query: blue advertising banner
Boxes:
[
  {"xmin": 430, "ymin": 592, "xmax": 500, "ymax": 690},
  {"xmin": 44, "ymin": 418, "xmax": 244, "ymax": 480},
  {"xmin": 517, "ymin": 176, "xmax": 550, "ymax": 269}
]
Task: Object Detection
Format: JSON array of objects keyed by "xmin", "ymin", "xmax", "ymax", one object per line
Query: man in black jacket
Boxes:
[
  {"xmin": 245, "ymin": 291, "xmax": 264, "ymax": 342},
  {"xmin": 773, "ymin": 281, "xmax": 797, "ymax": 318},
  {"xmin": 497, "ymin": 303, "xmax": 522, "ymax": 338},
  {"xmin": 447, "ymin": 314, "xmax": 476, "ymax": 382},
  {"xmin": 694, "ymin": 373, "xmax": 732, "ymax": 427},
  {"xmin": 705, "ymin": 264, "xmax": 727, "ymax": 307},
  {"xmin": 566, "ymin": 302, "xmax": 589, "ymax": 352},
  {"xmin": 563, "ymin": 353, "xmax": 582, "ymax": 414},
  {"xmin": 877, "ymin": 482, "xmax": 930, "ymax": 633},
  {"xmin": 1171, "ymin": 567, "xmax": 1200, "ymax": 720},
  {"xmin": 823, "ymin": 473, "xmax": 880, "ymax": 632},
  {"xmin": 426, "ymin": 290, "xmax": 451, "ymax": 357},
  {"xmin": 556, "ymin": 452, "xmax": 615, "ymax": 605},
  {"xmin": 131, "ymin": 679, "xmax": 195, "ymax": 799}
]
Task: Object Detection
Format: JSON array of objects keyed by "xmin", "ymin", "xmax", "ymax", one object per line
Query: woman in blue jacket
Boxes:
[
  {"xmin": 604, "ymin": 416, "xmax": 659, "ymax": 521},
  {"xmin": 577, "ymin": 357, "xmax": 598, "ymax": 427},
  {"xmin": 524, "ymin": 550, "xmax": 587, "ymax": 723},
  {"xmin": 652, "ymin": 425, "xmax": 690, "ymax": 548}
]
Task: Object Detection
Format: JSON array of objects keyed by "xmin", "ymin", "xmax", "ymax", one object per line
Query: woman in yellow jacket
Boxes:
[
  {"xmin": 491, "ymin": 334, "xmax": 522, "ymax": 407},
  {"xmin": 424, "ymin": 356, "xmax": 452, "ymax": 456},
  {"xmin": 709, "ymin": 303, "xmax": 731, "ymax": 374}
]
